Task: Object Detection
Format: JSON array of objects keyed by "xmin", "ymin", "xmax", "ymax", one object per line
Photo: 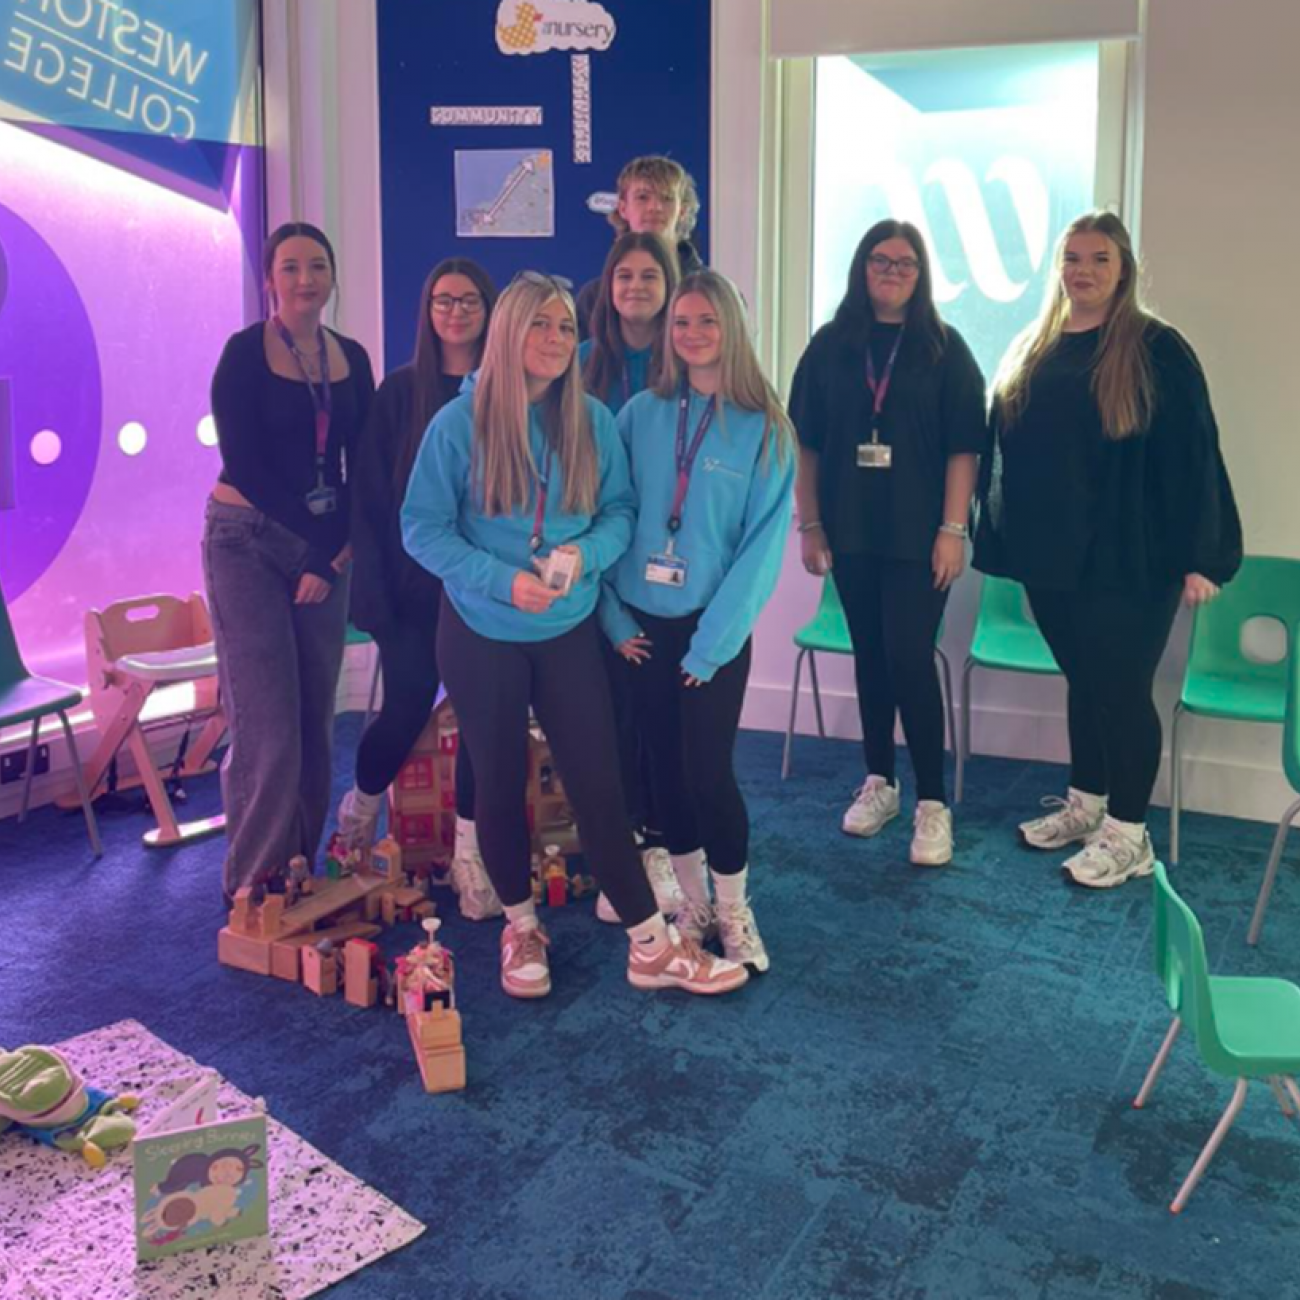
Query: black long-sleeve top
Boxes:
[
  {"xmin": 973, "ymin": 321, "xmax": 1242, "ymax": 592},
  {"xmin": 210, "ymin": 322, "xmax": 375, "ymax": 580},
  {"xmin": 349, "ymin": 365, "xmax": 452, "ymax": 634},
  {"xmin": 789, "ymin": 320, "xmax": 988, "ymax": 561}
]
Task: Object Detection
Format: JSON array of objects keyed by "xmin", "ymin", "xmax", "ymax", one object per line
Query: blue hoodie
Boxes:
[
  {"xmin": 402, "ymin": 387, "xmax": 634, "ymax": 642},
  {"xmin": 577, "ymin": 339, "xmax": 651, "ymax": 415},
  {"xmin": 601, "ymin": 387, "xmax": 795, "ymax": 681}
]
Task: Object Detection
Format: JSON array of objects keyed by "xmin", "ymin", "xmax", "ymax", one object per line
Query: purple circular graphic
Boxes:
[{"xmin": 0, "ymin": 204, "xmax": 102, "ymax": 601}]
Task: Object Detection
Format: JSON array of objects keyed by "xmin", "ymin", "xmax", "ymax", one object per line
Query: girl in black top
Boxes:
[
  {"xmin": 790, "ymin": 220, "xmax": 987, "ymax": 867},
  {"xmin": 975, "ymin": 210, "xmax": 1241, "ymax": 889},
  {"xmin": 204, "ymin": 222, "xmax": 375, "ymax": 901},
  {"xmin": 342, "ymin": 258, "xmax": 501, "ymax": 919}
]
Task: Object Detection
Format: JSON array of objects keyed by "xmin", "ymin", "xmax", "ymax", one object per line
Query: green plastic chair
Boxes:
[
  {"xmin": 1134, "ymin": 862, "xmax": 1300, "ymax": 1213},
  {"xmin": 1170, "ymin": 556, "xmax": 1300, "ymax": 865},
  {"xmin": 1246, "ymin": 621, "xmax": 1300, "ymax": 945},
  {"xmin": 781, "ymin": 574, "xmax": 956, "ymax": 779},
  {"xmin": 0, "ymin": 577, "xmax": 101, "ymax": 857},
  {"xmin": 956, "ymin": 576, "xmax": 1060, "ymax": 802},
  {"xmin": 344, "ymin": 623, "xmax": 383, "ymax": 732}
]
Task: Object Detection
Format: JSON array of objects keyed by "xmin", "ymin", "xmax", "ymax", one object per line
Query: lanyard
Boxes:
[
  {"xmin": 529, "ymin": 440, "xmax": 553, "ymax": 553},
  {"xmin": 621, "ymin": 363, "xmax": 632, "ymax": 408},
  {"xmin": 273, "ymin": 316, "xmax": 333, "ymax": 473},
  {"xmin": 864, "ymin": 327, "xmax": 904, "ymax": 443},
  {"xmin": 668, "ymin": 379, "xmax": 717, "ymax": 537}
]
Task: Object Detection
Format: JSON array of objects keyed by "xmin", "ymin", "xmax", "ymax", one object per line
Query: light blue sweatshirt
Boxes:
[
  {"xmin": 402, "ymin": 391, "xmax": 634, "ymax": 642},
  {"xmin": 577, "ymin": 339, "xmax": 651, "ymax": 415},
  {"xmin": 601, "ymin": 388, "xmax": 795, "ymax": 681}
]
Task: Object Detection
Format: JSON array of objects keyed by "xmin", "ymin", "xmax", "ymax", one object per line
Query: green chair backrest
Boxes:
[
  {"xmin": 794, "ymin": 574, "xmax": 853, "ymax": 654},
  {"xmin": 970, "ymin": 575, "xmax": 1059, "ymax": 672},
  {"xmin": 1285, "ymin": 622, "xmax": 1300, "ymax": 793},
  {"xmin": 980, "ymin": 575, "xmax": 1032, "ymax": 629},
  {"xmin": 1151, "ymin": 863, "xmax": 1231, "ymax": 1076},
  {"xmin": 0, "ymin": 575, "xmax": 30, "ymax": 693},
  {"xmin": 1185, "ymin": 555, "xmax": 1300, "ymax": 695}
]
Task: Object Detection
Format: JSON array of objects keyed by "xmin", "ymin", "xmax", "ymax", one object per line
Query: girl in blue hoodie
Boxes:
[
  {"xmin": 402, "ymin": 273, "xmax": 748, "ymax": 1001},
  {"xmin": 602, "ymin": 270, "xmax": 796, "ymax": 973}
]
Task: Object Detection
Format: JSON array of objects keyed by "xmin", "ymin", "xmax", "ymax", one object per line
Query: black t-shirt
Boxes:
[
  {"xmin": 788, "ymin": 320, "xmax": 988, "ymax": 561},
  {"xmin": 974, "ymin": 321, "xmax": 1243, "ymax": 592},
  {"xmin": 211, "ymin": 323, "xmax": 375, "ymax": 580}
]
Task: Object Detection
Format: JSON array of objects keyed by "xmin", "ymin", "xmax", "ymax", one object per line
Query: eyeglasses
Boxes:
[
  {"xmin": 507, "ymin": 270, "xmax": 575, "ymax": 294},
  {"xmin": 868, "ymin": 254, "xmax": 920, "ymax": 278},
  {"xmin": 430, "ymin": 292, "xmax": 485, "ymax": 315}
]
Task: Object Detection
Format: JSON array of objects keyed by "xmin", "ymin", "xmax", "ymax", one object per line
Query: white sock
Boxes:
[
  {"xmin": 352, "ymin": 787, "xmax": 384, "ymax": 816},
  {"xmin": 1070, "ymin": 787, "xmax": 1107, "ymax": 814},
  {"xmin": 671, "ymin": 850, "xmax": 709, "ymax": 906},
  {"xmin": 626, "ymin": 912, "xmax": 670, "ymax": 955},
  {"xmin": 504, "ymin": 900, "xmax": 538, "ymax": 928},
  {"xmin": 1105, "ymin": 814, "xmax": 1146, "ymax": 844},
  {"xmin": 916, "ymin": 799, "xmax": 947, "ymax": 813},
  {"xmin": 711, "ymin": 866, "xmax": 749, "ymax": 907}
]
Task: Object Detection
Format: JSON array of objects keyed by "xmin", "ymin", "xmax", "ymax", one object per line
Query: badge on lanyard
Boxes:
[
  {"xmin": 648, "ymin": 380, "xmax": 716, "ymax": 586},
  {"xmin": 857, "ymin": 327, "xmax": 902, "ymax": 470},
  {"xmin": 273, "ymin": 316, "xmax": 336, "ymax": 504}
]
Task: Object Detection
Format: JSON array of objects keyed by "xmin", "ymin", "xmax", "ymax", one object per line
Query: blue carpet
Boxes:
[{"xmin": 2, "ymin": 717, "xmax": 1298, "ymax": 1299}]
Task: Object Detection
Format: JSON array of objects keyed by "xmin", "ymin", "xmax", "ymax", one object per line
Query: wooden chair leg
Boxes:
[
  {"xmin": 57, "ymin": 709, "xmax": 102, "ymax": 858},
  {"xmin": 18, "ymin": 716, "xmax": 39, "ymax": 822}
]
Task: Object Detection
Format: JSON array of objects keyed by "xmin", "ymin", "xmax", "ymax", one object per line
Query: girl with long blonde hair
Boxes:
[
  {"xmin": 402, "ymin": 272, "xmax": 748, "ymax": 1000},
  {"xmin": 974, "ymin": 211, "xmax": 1242, "ymax": 888},
  {"xmin": 601, "ymin": 270, "xmax": 796, "ymax": 973}
]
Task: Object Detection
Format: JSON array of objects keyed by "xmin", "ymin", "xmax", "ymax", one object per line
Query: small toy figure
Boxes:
[
  {"xmin": 530, "ymin": 852, "xmax": 544, "ymax": 905},
  {"xmin": 285, "ymin": 854, "xmax": 313, "ymax": 906},
  {"xmin": 324, "ymin": 832, "xmax": 362, "ymax": 879},
  {"xmin": 395, "ymin": 918, "xmax": 456, "ymax": 1014},
  {"xmin": 0, "ymin": 1044, "xmax": 140, "ymax": 1169},
  {"xmin": 570, "ymin": 872, "xmax": 598, "ymax": 899},
  {"xmin": 542, "ymin": 844, "xmax": 568, "ymax": 907}
]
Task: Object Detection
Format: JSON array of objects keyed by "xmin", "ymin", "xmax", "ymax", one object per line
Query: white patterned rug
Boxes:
[{"xmin": 0, "ymin": 1019, "xmax": 425, "ymax": 1299}]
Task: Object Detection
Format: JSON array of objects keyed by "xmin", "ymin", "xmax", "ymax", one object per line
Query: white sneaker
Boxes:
[
  {"xmin": 841, "ymin": 776, "xmax": 900, "ymax": 838},
  {"xmin": 595, "ymin": 891, "xmax": 620, "ymax": 923},
  {"xmin": 1063, "ymin": 819, "xmax": 1155, "ymax": 890},
  {"xmin": 595, "ymin": 845, "xmax": 686, "ymax": 923},
  {"xmin": 336, "ymin": 789, "xmax": 380, "ymax": 855},
  {"xmin": 716, "ymin": 898, "xmax": 770, "ymax": 973},
  {"xmin": 450, "ymin": 817, "xmax": 503, "ymax": 920},
  {"xmin": 1019, "ymin": 790, "xmax": 1105, "ymax": 851},
  {"xmin": 910, "ymin": 802, "xmax": 953, "ymax": 867},
  {"xmin": 671, "ymin": 897, "xmax": 717, "ymax": 946}
]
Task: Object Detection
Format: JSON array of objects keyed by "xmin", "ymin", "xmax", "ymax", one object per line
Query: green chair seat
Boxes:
[
  {"xmin": 793, "ymin": 602, "xmax": 854, "ymax": 656},
  {"xmin": 1209, "ymin": 976, "xmax": 1300, "ymax": 1068},
  {"xmin": 969, "ymin": 624, "xmax": 1060, "ymax": 676},
  {"xmin": 0, "ymin": 676, "xmax": 84, "ymax": 729},
  {"xmin": 1180, "ymin": 674, "xmax": 1286, "ymax": 724}
]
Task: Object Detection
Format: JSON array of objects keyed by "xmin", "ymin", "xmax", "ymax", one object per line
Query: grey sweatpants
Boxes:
[{"xmin": 202, "ymin": 499, "xmax": 348, "ymax": 897}]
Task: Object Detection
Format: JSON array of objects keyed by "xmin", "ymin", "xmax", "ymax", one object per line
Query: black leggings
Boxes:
[
  {"xmin": 1025, "ymin": 584, "xmax": 1181, "ymax": 825},
  {"xmin": 833, "ymin": 553, "xmax": 949, "ymax": 802},
  {"xmin": 355, "ymin": 619, "xmax": 475, "ymax": 819},
  {"xmin": 602, "ymin": 639, "xmax": 664, "ymax": 845},
  {"xmin": 628, "ymin": 608, "xmax": 752, "ymax": 875},
  {"xmin": 436, "ymin": 598, "xmax": 655, "ymax": 926}
]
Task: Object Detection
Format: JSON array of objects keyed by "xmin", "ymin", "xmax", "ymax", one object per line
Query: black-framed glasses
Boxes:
[
  {"xmin": 430, "ymin": 292, "xmax": 485, "ymax": 315},
  {"xmin": 507, "ymin": 270, "xmax": 575, "ymax": 294},
  {"xmin": 868, "ymin": 253, "xmax": 920, "ymax": 278}
]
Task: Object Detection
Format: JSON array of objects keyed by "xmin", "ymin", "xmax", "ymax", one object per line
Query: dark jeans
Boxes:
[
  {"xmin": 202, "ymin": 499, "xmax": 347, "ymax": 896},
  {"xmin": 356, "ymin": 619, "xmax": 475, "ymax": 819},
  {"xmin": 627, "ymin": 608, "xmax": 752, "ymax": 875},
  {"xmin": 436, "ymin": 598, "xmax": 655, "ymax": 926},
  {"xmin": 1026, "ymin": 584, "xmax": 1181, "ymax": 824},
  {"xmin": 833, "ymin": 553, "xmax": 949, "ymax": 802}
]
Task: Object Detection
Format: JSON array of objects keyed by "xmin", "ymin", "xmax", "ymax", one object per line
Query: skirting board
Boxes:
[{"xmin": 744, "ymin": 678, "xmax": 1293, "ymax": 827}]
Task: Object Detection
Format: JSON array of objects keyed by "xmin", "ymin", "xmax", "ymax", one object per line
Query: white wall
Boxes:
[{"xmin": 715, "ymin": 0, "xmax": 1299, "ymax": 822}]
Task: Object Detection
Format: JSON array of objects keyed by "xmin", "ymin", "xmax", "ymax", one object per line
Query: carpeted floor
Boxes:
[{"xmin": 1, "ymin": 715, "xmax": 1297, "ymax": 1299}]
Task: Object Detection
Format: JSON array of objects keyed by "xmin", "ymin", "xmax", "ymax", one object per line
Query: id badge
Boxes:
[
  {"xmin": 645, "ymin": 552, "xmax": 688, "ymax": 588},
  {"xmin": 305, "ymin": 485, "xmax": 338, "ymax": 516},
  {"xmin": 857, "ymin": 441, "xmax": 893, "ymax": 470}
]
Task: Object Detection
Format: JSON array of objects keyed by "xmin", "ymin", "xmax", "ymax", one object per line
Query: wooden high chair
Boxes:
[{"xmin": 66, "ymin": 593, "xmax": 227, "ymax": 847}]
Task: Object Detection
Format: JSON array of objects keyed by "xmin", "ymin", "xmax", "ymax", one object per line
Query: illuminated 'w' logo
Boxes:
[{"xmin": 880, "ymin": 157, "xmax": 1049, "ymax": 304}]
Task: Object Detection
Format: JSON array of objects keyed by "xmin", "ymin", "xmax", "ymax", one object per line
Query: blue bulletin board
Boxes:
[{"xmin": 375, "ymin": 0, "xmax": 712, "ymax": 372}]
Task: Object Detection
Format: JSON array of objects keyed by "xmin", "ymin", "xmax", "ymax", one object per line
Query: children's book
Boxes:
[{"xmin": 131, "ymin": 1073, "xmax": 269, "ymax": 1263}]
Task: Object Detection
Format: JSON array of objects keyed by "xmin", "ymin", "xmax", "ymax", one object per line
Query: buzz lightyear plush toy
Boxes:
[{"xmin": 0, "ymin": 1044, "xmax": 139, "ymax": 1169}]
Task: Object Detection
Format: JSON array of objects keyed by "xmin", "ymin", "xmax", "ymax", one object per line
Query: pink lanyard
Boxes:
[
  {"xmin": 864, "ymin": 328, "xmax": 903, "ymax": 438},
  {"xmin": 273, "ymin": 316, "xmax": 333, "ymax": 478},
  {"xmin": 668, "ymin": 380, "xmax": 717, "ymax": 537}
]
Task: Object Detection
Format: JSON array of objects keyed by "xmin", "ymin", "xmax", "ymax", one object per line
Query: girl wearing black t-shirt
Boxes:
[
  {"xmin": 974, "ymin": 210, "xmax": 1241, "ymax": 889},
  {"xmin": 790, "ymin": 220, "xmax": 987, "ymax": 866},
  {"xmin": 204, "ymin": 223, "xmax": 375, "ymax": 902}
]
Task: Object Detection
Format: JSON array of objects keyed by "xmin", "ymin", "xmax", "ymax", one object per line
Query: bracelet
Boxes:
[
  {"xmin": 797, "ymin": 520, "xmax": 825, "ymax": 535},
  {"xmin": 938, "ymin": 521, "xmax": 968, "ymax": 539}
]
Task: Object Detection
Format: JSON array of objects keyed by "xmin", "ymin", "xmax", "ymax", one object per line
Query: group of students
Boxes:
[{"xmin": 204, "ymin": 153, "xmax": 1242, "ymax": 1007}]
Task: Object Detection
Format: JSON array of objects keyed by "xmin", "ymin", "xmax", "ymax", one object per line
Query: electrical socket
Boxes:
[{"xmin": 0, "ymin": 744, "xmax": 50, "ymax": 785}]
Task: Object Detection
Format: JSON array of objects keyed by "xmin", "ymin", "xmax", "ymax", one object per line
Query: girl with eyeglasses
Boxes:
[
  {"xmin": 578, "ymin": 232, "xmax": 684, "ymax": 922},
  {"xmin": 204, "ymin": 222, "xmax": 375, "ymax": 903},
  {"xmin": 402, "ymin": 273, "xmax": 748, "ymax": 999},
  {"xmin": 602, "ymin": 270, "xmax": 795, "ymax": 973},
  {"xmin": 974, "ymin": 211, "xmax": 1241, "ymax": 888},
  {"xmin": 340, "ymin": 259, "xmax": 502, "ymax": 916},
  {"xmin": 789, "ymin": 219, "xmax": 987, "ymax": 867}
]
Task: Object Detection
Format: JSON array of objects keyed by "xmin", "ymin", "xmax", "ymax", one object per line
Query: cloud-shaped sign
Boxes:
[{"xmin": 496, "ymin": 1, "xmax": 617, "ymax": 56}]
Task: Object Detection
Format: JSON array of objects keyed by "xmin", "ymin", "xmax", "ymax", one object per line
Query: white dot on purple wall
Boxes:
[
  {"xmin": 118, "ymin": 421, "xmax": 148, "ymax": 456},
  {"xmin": 30, "ymin": 429, "xmax": 63, "ymax": 466},
  {"xmin": 197, "ymin": 415, "xmax": 218, "ymax": 447}
]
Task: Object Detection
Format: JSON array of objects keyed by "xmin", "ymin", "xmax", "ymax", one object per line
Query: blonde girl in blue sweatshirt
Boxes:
[
  {"xmin": 402, "ymin": 273, "xmax": 748, "ymax": 1000},
  {"xmin": 602, "ymin": 270, "xmax": 796, "ymax": 973}
]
